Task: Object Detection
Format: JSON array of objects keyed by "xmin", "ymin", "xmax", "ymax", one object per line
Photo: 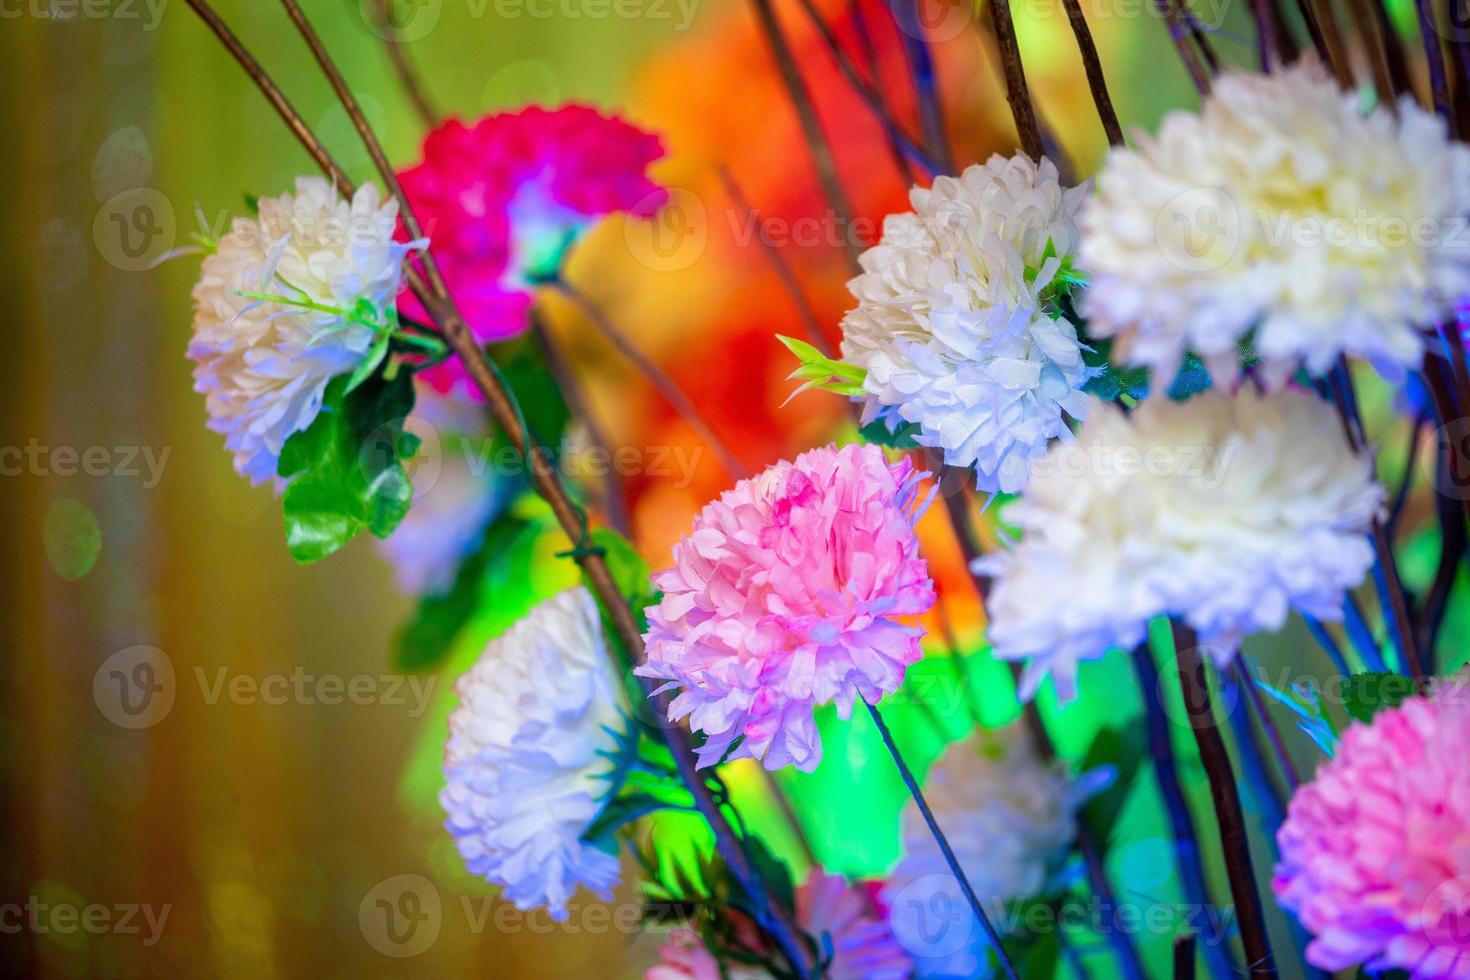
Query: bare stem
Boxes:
[
  {"xmin": 370, "ymin": 0, "xmax": 440, "ymax": 128},
  {"xmin": 1171, "ymin": 625, "xmax": 1278, "ymax": 979},
  {"xmin": 864, "ymin": 699, "xmax": 1020, "ymax": 980},
  {"xmin": 552, "ymin": 280, "xmax": 748, "ymax": 481},
  {"xmin": 985, "ymin": 0, "xmax": 1045, "ymax": 159},
  {"xmin": 1059, "ymin": 0, "xmax": 1125, "ymax": 146}
]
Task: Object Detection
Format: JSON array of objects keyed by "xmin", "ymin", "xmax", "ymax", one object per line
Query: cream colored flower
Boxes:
[
  {"xmin": 189, "ymin": 177, "xmax": 418, "ymax": 484},
  {"xmin": 441, "ymin": 587, "xmax": 627, "ymax": 918},
  {"xmin": 980, "ymin": 388, "xmax": 1383, "ymax": 701},
  {"xmin": 840, "ymin": 154, "xmax": 1093, "ymax": 493},
  {"xmin": 1081, "ymin": 62, "xmax": 1470, "ymax": 389}
]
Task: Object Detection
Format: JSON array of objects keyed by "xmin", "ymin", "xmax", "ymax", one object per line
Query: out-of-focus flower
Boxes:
[
  {"xmin": 1081, "ymin": 61, "xmax": 1470, "ymax": 389},
  {"xmin": 885, "ymin": 728, "xmax": 1096, "ymax": 978},
  {"xmin": 645, "ymin": 870, "xmax": 909, "ymax": 979},
  {"xmin": 1274, "ymin": 679, "xmax": 1470, "ymax": 977},
  {"xmin": 375, "ymin": 384, "xmax": 501, "ymax": 594},
  {"xmin": 981, "ymin": 388, "xmax": 1383, "ymax": 701},
  {"xmin": 840, "ymin": 154, "xmax": 1093, "ymax": 494},
  {"xmin": 638, "ymin": 443, "xmax": 935, "ymax": 772},
  {"xmin": 189, "ymin": 177, "xmax": 417, "ymax": 484},
  {"xmin": 398, "ymin": 105, "xmax": 666, "ymax": 392},
  {"xmin": 798, "ymin": 870, "xmax": 912, "ymax": 978},
  {"xmin": 441, "ymin": 586, "xmax": 626, "ymax": 918}
]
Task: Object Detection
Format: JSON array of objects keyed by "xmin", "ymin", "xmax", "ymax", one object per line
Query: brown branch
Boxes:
[
  {"xmin": 1060, "ymin": 0, "xmax": 1125, "ymax": 146},
  {"xmin": 1345, "ymin": 0, "xmax": 1397, "ymax": 104},
  {"xmin": 1172, "ymin": 625, "xmax": 1278, "ymax": 979},
  {"xmin": 1174, "ymin": 933, "xmax": 1198, "ymax": 980},
  {"xmin": 529, "ymin": 312, "xmax": 632, "ymax": 536},
  {"xmin": 188, "ymin": 1, "xmax": 814, "ymax": 972},
  {"xmin": 748, "ymin": 0, "xmax": 864, "ymax": 272},
  {"xmin": 371, "ymin": 0, "xmax": 441, "ymax": 129},
  {"xmin": 985, "ymin": 0, "xmax": 1044, "ymax": 159},
  {"xmin": 552, "ymin": 280, "xmax": 749, "ymax": 481},
  {"xmin": 1414, "ymin": 0, "xmax": 1454, "ymax": 118},
  {"xmin": 717, "ymin": 167, "xmax": 836, "ymax": 358}
]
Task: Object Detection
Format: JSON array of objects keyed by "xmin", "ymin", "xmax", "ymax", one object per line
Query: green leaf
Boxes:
[
  {"xmin": 581, "ymin": 791, "xmax": 688, "ymax": 855},
  {"xmin": 391, "ymin": 514, "xmax": 536, "ymax": 671},
  {"xmin": 344, "ymin": 333, "xmax": 390, "ymax": 395},
  {"xmin": 277, "ymin": 371, "xmax": 418, "ymax": 564},
  {"xmin": 1017, "ymin": 927, "xmax": 1060, "ymax": 980},
  {"xmin": 1342, "ymin": 671, "xmax": 1417, "ymax": 724},
  {"xmin": 1077, "ymin": 724, "xmax": 1146, "ymax": 853},
  {"xmin": 739, "ymin": 835, "xmax": 796, "ymax": 920},
  {"xmin": 584, "ymin": 527, "xmax": 660, "ymax": 665},
  {"xmin": 859, "ymin": 417, "xmax": 921, "ymax": 449}
]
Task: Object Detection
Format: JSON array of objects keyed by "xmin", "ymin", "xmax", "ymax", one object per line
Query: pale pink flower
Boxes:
[
  {"xmin": 644, "ymin": 871, "xmax": 911, "ymax": 979},
  {"xmin": 1274, "ymin": 680, "xmax": 1470, "ymax": 977},
  {"xmin": 637, "ymin": 443, "xmax": 935, "ymax": 772}
]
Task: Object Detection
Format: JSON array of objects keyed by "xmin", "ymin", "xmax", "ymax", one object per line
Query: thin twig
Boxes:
[
  {"xmin": 1174, "ymin": 933, "xmax": 1197, "ymax": 980},
  {"xmin": 1130, "ymin": 643, "xmax": 1240, "ymax": 980},
  {"xmin": 529, "ymin": 313, "xmax": 632, "ymax": 535},
  {"xmin": 717, "ymin": 167, "xmax": 835, "ymax": 358},
  {"xmin": 1233, "ymin": 661, "xmax": 1301, "ymax": 791},
  {"xmin": 1388, "ymin": 412, "xmax": 1426, "ymax": 533},
  {"xmin": 1345, "ymin": 0, "xmax": 1396, "ymax": 100},
  {"xmin": 1059, "ymin": 0, "xmax": 1125, "ymax": 146},
  {"xmin": 847, "ymin": 0, "xmax": 922, "ymax": 184},
  {"xmin": 789, "ymin": 0, "xmax": 941, "ymax": 176},
  {"xmin": 864, "ymin": 699, "xmax": 1020, "ymax": 980},
  {"xmin": 748, "ymin": 0, "xmax": 864, "ymax": 272},
  {"xmin": 1171, "ymin": 625, "xmax": 1278, "ymax": 979},
  {"xmin": 893, "ymin": 1, "xmax": 955, "ymax": 172},
  {"xmin": 371, "ymin": 0, "xmax": 440, "ymax": 128},
  {"xmin": 984, "ymin": 0, "xmax": 1044, "ymax": 159},
  {"xmin": 1414, "ymin": 0, "xmax": 1454, "ymax": 119},
  {"xmin": 552, "ymin": 279, "xmax": 749, "ymax": 481}
]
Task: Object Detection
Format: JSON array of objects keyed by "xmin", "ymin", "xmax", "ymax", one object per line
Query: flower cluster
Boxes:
[
  {"xmin": 441, "ymin": 587, "xmax": 627, "ymax": 918},
  {"xmin": 981, "ymin": 388, "xmax": 1383, "ymax": 700},
  {"xmin": 638, "ymin": 442, "xmax": 935, "ymax": 772},
  {"xmin": 1274, "ymin": 681, "xmax": 1470, "ymax": 976},
  {"xmin": 840, "ymin": 153, "xmax": 1093, "ymax": 494},
  {"xmin": 398, "ymin": 105, "xmax": 666, "ymax": 392},
  {"xmin": 1081, "ymin": 61, "xmax": 1470, "ymax": 389},
  {"xmin": 188, "ymin": 177, "xmax": 418, "ymax": 484},
  {"xmin": 885, "ymin": 728, "xmax": 1092, "ymax": 977}
]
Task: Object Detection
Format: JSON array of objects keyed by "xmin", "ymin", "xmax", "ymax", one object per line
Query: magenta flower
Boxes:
[
  {"xmin": 397, "ymin": 104, "xmax": 666, "ymax": 392},
  {"xmin": 638, "ymin": 443, "xmax": 935, "ymax": 772},
  {"xmin": 1274, "ymin": 681, "xmax": 1470, "ymax": 977}
]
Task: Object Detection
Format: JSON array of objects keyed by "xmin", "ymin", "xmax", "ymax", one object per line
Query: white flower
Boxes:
[
  {"xmin": 884, "ymin": 728, "xmax": 1093, "ymax": 978},
  {"xmin": 376, "ymin": 385, "xmax": 501, "ymax": 595},
  {"xmin": 189, "ymin": 177, "xmax": 419, "ymax": 484},
  {"xmin": 1080, "ymin": 61, "xmax": 1470, "ymax": 390},
  {"xmin": 441, "ymin": 586, "xmax": 627, "ymax": 918},
  {"xmin": 840, "ymin": 153, "xmax": 1094, "ymax": 494},
  {"xmin": 980, "ymin": 388, "xmax": 1384, "ymax": 701}
]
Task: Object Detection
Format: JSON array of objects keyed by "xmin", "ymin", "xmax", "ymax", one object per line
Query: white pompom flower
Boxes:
[
  {"xmin": 980, "ymin": 388, "xmax": 1384, "ymax": 701},
  {"xmin": 884, "ymin": 728, "xmax": 1103, "ymax": 978},
  {"xmin": 1080, "ymin": 61, "xmax": 1470, "ymax": 390},
  {"xmin": 441, "ymin": 586, "xmax": 628, "ymax": 918},
  {"xmin": 840, "ymin": 153, "xmax": 1094, "ymax": 494},
  {"xmin": 188, "ymin": 177, "xmax": 421, "ymax": 484}
]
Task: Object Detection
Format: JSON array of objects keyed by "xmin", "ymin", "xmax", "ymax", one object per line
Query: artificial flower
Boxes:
[
  {"xmin": 839, "ymin": 153, "xmax": 1093, "ymax": 494},
  {"xmin": 1080, "ymin": 61, "xmax": 1470, "ymax": 389},
  {"xmin": 884, "ymin": 728, "xmax": 1093, "ymax": 978},
  {"xmin": 398, "ymin": 105, "xmax": 666, "ymax": 392},
  {"xmin": 441, "ymin": 586, "xmax": 627, "ymax": 918},
  {"xmin": 189, "ymin": 177, "xmax": 418, "ymax": 483},
  {"xmin": 638, "ymin": 442, "xmax": 935, "ymax": 772},
  {"xmin": 1274, "ymin": 679, "xmax": 1470, "ymax": 977},
  {"xmin": 981, "ymin": 388, "xmax": 1383, "ymax": 701}
]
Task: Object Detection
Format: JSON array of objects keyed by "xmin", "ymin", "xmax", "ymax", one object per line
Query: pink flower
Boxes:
[
  {"xmin": 637, "ymin": 443, "xmax": 935, "ymax": 772},
  {"xmin": 397, "ymin": 104, "xmax": 667, "ymax": 393},
  {"xmin": 798, "ymin": 870, "xmax": 912, "ymax": 979},
  {"xmin": 1274, "ymin": 680, "xmax": 1470, "ymax": 977},
  {"xmin": 644, "ymin": 871, "xmax": 911, "ymax": 979}
]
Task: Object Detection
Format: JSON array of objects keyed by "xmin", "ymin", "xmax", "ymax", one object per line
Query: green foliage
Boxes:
[
  {"xmin": 1081, "ymin": 339, "xmax": 1213, "ymax": 403},
  {"xmin": 859, "ymin": 417, "xmax": 922, "ymax": 450},
  {"xmin": 1342, "ymin": 671, "xmax": 1417, "ymax": 724},
  {"xmin": 391, "ymin": 514, "xmax": 537, "ymax": 672},
  {"xmin": 278, "ymin": 371, "xmax": 418, "ymax": 564},
  {"xmin": 777, "ymin": 334, "xmax": 866, "ymax": 400},
  {"xmin": 1077, "ymin": 724, "xmax": 1145, "ymax": 852}
]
